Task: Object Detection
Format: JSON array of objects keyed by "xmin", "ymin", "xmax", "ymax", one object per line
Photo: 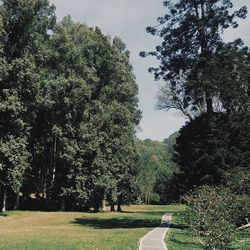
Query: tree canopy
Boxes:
[
  {"xmin": 0, "ymin": 0, "xmax": 140, "ymax": 212},
  {"xmin": 141, "ymin": 0, "xmax": 248, "ymax": 119}
]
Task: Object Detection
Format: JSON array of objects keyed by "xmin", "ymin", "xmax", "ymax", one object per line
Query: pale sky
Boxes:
[{"xmin": 50, "ymin": 0, "xmax": 250, "ymax": 141}]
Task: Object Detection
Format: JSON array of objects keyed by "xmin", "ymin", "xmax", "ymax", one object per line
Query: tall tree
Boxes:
[
  {"xmin": 0, "ymin": 3, "xmax": 140, "ymax": 212},
  {"xmin": 172, "ymin": 112, "xmax": 250, "ymax": 196},
  {"xmin": 0, "ymin": 0, "xmax": 55, "ymax": 211},
  {"xmin": 27, "ymin": 18, "xmax": 140, "ymax": 211},
  {"xmin": 0, "ymin": 89, "xmax": 29, "ymax": 211},
  {"xmin": 141, "ymin": 0, "xmax": 247, "ymax": 119}
]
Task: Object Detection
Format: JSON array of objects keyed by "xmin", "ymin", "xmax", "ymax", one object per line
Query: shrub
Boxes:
[
  {"xmin": 184, "ymin": 186, "xmax": 249, "ymax": 249},
  {"xmin": 150, "ymin": 193, "xmax": 160, "ymax": 204}
]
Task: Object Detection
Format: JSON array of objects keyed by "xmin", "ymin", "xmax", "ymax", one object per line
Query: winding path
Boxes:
[{"xmin": 139, "ymin": 213, "xmax": 172, "ymax": 250}]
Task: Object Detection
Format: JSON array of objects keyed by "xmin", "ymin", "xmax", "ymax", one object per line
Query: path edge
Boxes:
[{"xmin": 138, "ymin": 213, "xmax": 172, "ymax": 250}]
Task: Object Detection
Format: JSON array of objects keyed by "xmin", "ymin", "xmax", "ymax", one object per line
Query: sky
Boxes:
[{"xmin": 50, "ymin": 0, "xmax": 250, "ymax": 141}]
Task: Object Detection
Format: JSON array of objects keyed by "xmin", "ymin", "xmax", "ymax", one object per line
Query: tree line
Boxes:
[
  {"xmin": 0, "ymin": 0, "xmax": 140, "ymax": 212},
  {"xmin": 136, "ymin": 138, "xmax": 177, "ymax": 205}
]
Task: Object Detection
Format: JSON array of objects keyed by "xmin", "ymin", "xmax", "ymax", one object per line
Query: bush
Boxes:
[
  {"xmin": 184, "ymin": 186, "xmax": 249, "ymax": 249},
  {"xmin": 150, "ymin": 193, "xmax": 160, "ymax": 204}
]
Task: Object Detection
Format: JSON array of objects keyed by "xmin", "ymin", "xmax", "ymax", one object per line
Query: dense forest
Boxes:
[{"xmin": 0, "ymin": 0, "xmax": 141, "ymax": 212}]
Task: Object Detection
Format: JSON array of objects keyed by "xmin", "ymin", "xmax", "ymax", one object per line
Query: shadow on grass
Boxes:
[
  {"xmin": 170, "ymin": 238, "xmax": 203, "ymax": 249},
  {"xmin": 169, "ymin": 229, "xmax": 203, "ymax": 249},
  {"xmin": 71, "ymin": 207, "xmax": 187, "ymax": 230},
  {"xmin": 0, "ymin": 213, "xmax": 8, "ymax": 217},
  {"xmin": 72, "ymin": 217, "xmax": 160, "ymax": 229},
  {"xmin": 132, "ymin": 211, "xmax": 167, "ymax": 216},
  {"xmin": 72, "ymin": 210, "xmax": 180, "ymax": 229},
  {"xmin": 170, "ymin": 223, "xmax": 188, "ymax": 230}
]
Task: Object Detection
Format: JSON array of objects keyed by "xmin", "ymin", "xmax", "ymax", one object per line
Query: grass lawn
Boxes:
[
  {"xmin": 2, "ymin": 204, "xmax": 249, "ymax": 250},
  {"xmin": 233, "ymin": 228, "xmax": 250, "ymax": 250},
  {"xmin": 166, "ymin": 205, "xmax": 203, "ymax": 250},
  {"xmin": 166, "ymin": 205, "xmax": 250, "ymax": 250},
  {"xmin": 0, "ymin": 205, "xmax": 182, "ymax": 250}
]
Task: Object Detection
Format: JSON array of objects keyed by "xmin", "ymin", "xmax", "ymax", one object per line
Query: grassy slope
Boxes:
[
  {"xmin": 166, "ymin": 205, "xmax": 250, "ymax": 250},
  {"xmin": 0, "ymin": 205, "xmax": 182, "ymax": 250}
]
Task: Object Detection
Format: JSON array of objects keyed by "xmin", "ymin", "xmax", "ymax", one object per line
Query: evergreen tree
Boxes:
[
  {"xmin": 173, "ymin": 112, "xmax": 250, "ymax": 196},
  {"xmin": 141, "ymin": 0, "xmax": 249, "ymax": 199},
  {"xmin": 141, "ymin": 0, "xmax": 247, "ymax": 118}
]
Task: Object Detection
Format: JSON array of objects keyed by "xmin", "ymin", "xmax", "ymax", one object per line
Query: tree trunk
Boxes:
[
  {"xmin": 60, "ymin": 196, "xmax": 66, "ymax": 211},
  {"xmin": 2, "ymin": 188, "xmax": 6, "ymax": 212},
  {"xmin": 100, "ymin": 199, "xmax": 107, "ymax": 212},
  {"xmin": 206, "ymin": 92, "xmax": 213, "ymax": 114},
  {"xmin": 117, "ymin": 204, "xmax": 122, "ymax": 212},
  {"xmin": 14, "ymin": 192, "xmax": 19, "ymax": 210},
  {"xmin": 145, "ymin": 194, "xmax": 147, "ymax": 205},
  {"xmin": 0, "ymin": 184, "xmax": 2, "ymax": 213},
  {"xmin": 52, "ymin": 134, "xmax": 57, "ymax": 183},
  {"xmin": 237, "ymin": 223, "xmax": 250, "ymax": 230},
  {"xmin": 110, "ymin": 204, "xmax": 115, "ymax": 212}
]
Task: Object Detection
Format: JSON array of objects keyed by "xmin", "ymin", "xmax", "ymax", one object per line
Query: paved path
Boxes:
[{"xmin": 139, "ymin": 213, "xmax": 172, "ymax": 250}]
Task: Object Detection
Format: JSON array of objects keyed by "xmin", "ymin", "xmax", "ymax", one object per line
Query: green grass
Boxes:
[
  {"xmin": 233, "ymin": 229, "xmax": 250, "ymax": 250},
  {"xmin": 166, "ymin": 205, "xmax": 250, "ymax": 250},
  {"xmin": 166, "ymin": 205, "xmax": 203, "ymax": 250},
  {"xmin": 0, "ymin": 205, "xmax": 177, "ymax": 250},
  {"xmin": 1, "ymin": 204, "xmax": 249, "ymax": 250}
]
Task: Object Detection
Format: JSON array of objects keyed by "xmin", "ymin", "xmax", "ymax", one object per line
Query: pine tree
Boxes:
[{"xmin": 141, "ymin": 0, "xmax": 247, "ymax": 118}]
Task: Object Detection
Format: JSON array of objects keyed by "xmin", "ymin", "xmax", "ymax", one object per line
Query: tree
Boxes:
[
  {"xmin": 0, "ymin": 0, "xmax": 55, "ymax": 211},
  {"xmin": 141, "ymin": 0, "xmax": 247, "ymax": 119},
  {"xmin": 27, "ymin": 18, "xmax": 140, "ymax": 211},
  {"xmin": 0, "ymin": 2, "xmax": 140, "ymax": 212},
  {"xmin": 0, "ymin": 90, "xmax": 29, "ymax": 211},
  {"xmin": 173, "ymin": 112, "xmax": 250, "ymax": 196}
]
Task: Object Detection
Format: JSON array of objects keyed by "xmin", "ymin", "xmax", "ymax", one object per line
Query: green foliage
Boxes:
[
  {"xmin": 142, "ymin": 0, "xmax": 248, "ymax": 118},
  {"xmin": 172, "ymin": 113, "xmax": 250, "ymax": 196},
  {"xmin": 185, "ymin": 186, "xmax": 250, "ymax": 249},
  {"xmin": 0, "ymin": 89, "xmax": 29, "ymax": 210},
  {"xmin": 167, "ymin": 205, "xmax": 250, "ymax": 250},
  {"xmin": 0, "ymin": 2, "xmax": 140, "ymax": 211},
  {"xmin": 149, "ymin": 193, "xmax": 160, "ymax": 205},
  {"xmin": 0, "ymin": 0, "xmax": 56, "ymax": 211},
  {"xmin": 163, "ymin": 132, "xmax": 179, "ymax": 154},
  {"xmin": 136, "ymin": 139, "xmax": 176, "ymax": 204},
  {"xmin": 224, "ymin": 169, "xmax": 250, "ymax": 197}
]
